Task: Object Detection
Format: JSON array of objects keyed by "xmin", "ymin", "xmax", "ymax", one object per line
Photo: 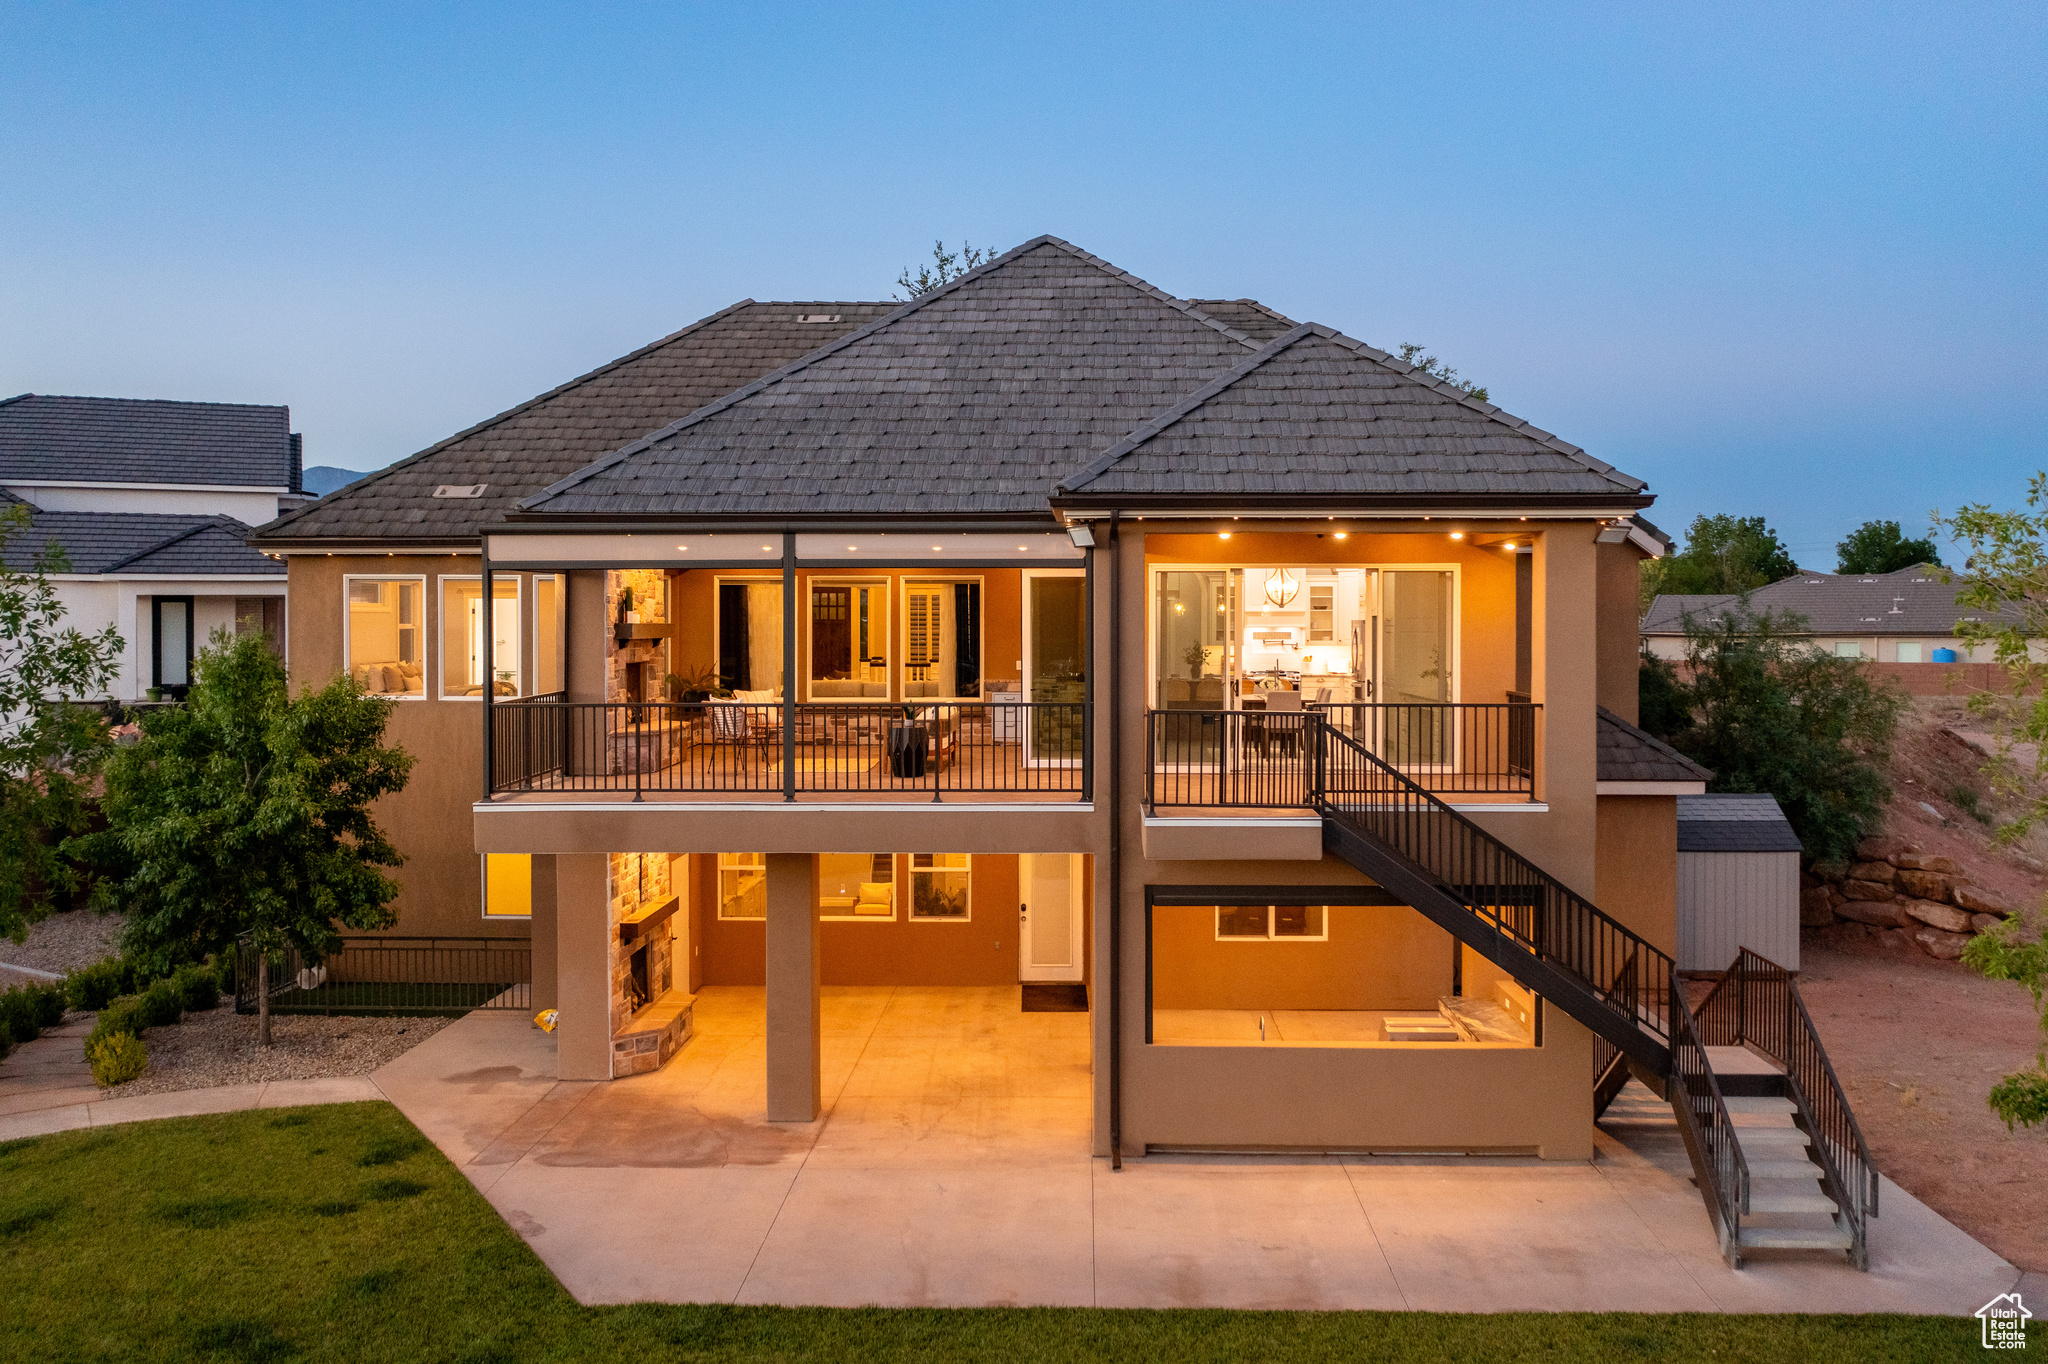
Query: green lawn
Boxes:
[{"xmin": 0, "ymin": 1103, "xmax": 2012, "ymax": 1363}]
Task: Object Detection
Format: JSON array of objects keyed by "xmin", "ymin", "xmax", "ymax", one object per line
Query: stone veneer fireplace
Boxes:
[{"xmin": 609, "ymin": 850, "xmax": 693, "ymax": 1078}]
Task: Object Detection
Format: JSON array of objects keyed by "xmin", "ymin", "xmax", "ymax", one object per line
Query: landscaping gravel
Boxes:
[
  {"xmin": 115, "ymin": 1003, "xmax": 451, "ymax": 1097},
  {"xmin": 0, "ymin": 908, "xmax": 124, "ymax": 976}
]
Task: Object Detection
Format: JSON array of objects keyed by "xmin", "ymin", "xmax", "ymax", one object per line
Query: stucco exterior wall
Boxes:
[
  {"xmin": 1595, "ymin": 795, "xmax": 1679, "ymax": 957},
  {"xmin": 1596, "ymin": 540, "xmax": 1642, "ymax": 724}
]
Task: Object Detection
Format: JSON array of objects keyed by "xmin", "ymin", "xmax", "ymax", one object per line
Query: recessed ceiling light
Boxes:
[
  {"xmin": 1450, "ymin": 532, "xmax": 1464, "ymax": 540},
  {"xmin": 1218, "ymin": 532, "xmax": 1232, "ymax": 540},
  {"xmin": 1334, "ymin": 532, "xmax": 1348, "ymax": 540}
]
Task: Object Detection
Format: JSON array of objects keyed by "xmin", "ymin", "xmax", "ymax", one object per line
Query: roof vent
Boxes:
[
  {"xmin": 797, "ymin": 313, "xmax": 842, "ymax": 323},
  {"xmin": 434, "ymin": 484, "xmax": 487, "ymax": 499}
]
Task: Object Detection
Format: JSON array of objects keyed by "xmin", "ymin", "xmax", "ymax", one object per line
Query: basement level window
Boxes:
[{"xmin": 433, "ymin": 484, "xmax": 487, "ymax": 499}]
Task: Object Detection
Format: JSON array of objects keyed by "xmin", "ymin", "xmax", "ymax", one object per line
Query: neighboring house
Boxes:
[
  {"xmin": 249, "ymin": 238, "xmax": 1872, "ymax": 1267},
  {"xmin": 0, "ymin": 395, "xmax": 299, "ymax": 698},
  {"xmin": 1641, "ymin": 562, "xmax": 2009, "ymax": 663}
]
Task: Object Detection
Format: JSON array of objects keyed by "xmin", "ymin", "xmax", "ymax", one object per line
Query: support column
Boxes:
[
  {"xmin": 530, "ymin": 854, "xmax": 559, "ymax": 1013},
  {"xmin": 764, "ymin": 852, "xmax": 820, "ymax": 1121},
  {"xmin": 555, "ymin": 853, "xmax": 612, "ymax": 1081}
]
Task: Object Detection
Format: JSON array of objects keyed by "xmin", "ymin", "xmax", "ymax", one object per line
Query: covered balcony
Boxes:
[{"xmin": 481, "ymin": 530, "xmax": 1090, "ymax": 804}]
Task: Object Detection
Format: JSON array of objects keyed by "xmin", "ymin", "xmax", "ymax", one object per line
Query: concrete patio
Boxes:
[{"xmin": 370, "ymin": 985, "xmax": 2023, "ymax": 1312}]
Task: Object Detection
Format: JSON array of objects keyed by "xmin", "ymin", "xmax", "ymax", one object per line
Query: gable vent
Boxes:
[{"xmin": 434, "ymin": 484, "xmax": 487, "ymax": 499}]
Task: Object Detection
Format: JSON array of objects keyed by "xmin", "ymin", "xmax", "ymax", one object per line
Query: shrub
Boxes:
[
  {"xmin": 89, "ymin": 996, "xmax": 143, "ymax": 1048},
  {"xmin": 136, "ymin": 978, "xmax": 182, "ymax": 1030},
  {"xmin": 87, "ymin": 1030, "xmax": 146, "ymax": 1086},
  {"xmin": 65, "ymin": 958, "xmax": 126, "ymax": 1013},
  {"xmin": 30, "ymin": 982, "xmax": 66, "ymax": 1028},
  {"xmin": 0, "ymin": 987, "xmax": 39, "ymax": 1046},
  {"xmin": 211, "ymin": 950, "xmax": 236, "ymax": 1000},
  {"xmin": 173, "ymin": 964, "xmax": 219, "ymax": 1013}
]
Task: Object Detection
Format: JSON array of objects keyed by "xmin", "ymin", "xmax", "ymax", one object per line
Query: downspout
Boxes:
[
  {"xmin": 481, "ymin": 544, "xmax": 494, "ymax": 802},
  {"xmin": 1108, "ymin": 510, "xmax": 1123, "ymax": 1170}
]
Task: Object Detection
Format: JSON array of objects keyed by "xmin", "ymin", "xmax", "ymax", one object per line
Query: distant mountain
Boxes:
[{"xmin": 302, "ymin": 465, "xmax": 375, "ymax": 496}]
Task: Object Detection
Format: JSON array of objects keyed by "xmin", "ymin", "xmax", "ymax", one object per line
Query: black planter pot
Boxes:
[{"xmin": 888, "ymin": 724, "xmax": 928, "ymax": 778}]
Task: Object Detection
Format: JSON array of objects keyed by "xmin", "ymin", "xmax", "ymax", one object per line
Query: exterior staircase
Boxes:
[{"xmin": 1305, "ymin": 720, "xmax": 1875, "ymax": 1269}]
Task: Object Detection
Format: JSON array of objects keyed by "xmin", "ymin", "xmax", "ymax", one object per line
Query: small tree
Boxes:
[
  {"xmin": 0, "ymin": 502, "xmax": 122, "ymax": 942},
  {"xmin": 1636, "ymin": 651, "xmax": 1692, "ymax": 739},
  {"xmin": 1392, "ymin": 343, "xmax": 1488, "ymax": 403},
  {"xmin": 1668, "ymin": 605, "xmax": 1903, "ymax": 865},
  {"xmin": 1938, "ymin": 474, "xmax": 2048, "ymax": 1128},
  {"xmin": 1640, "ymin": 512, "xmax": 1801, "ymax": 611},
  {"xmin": 91, "ymin": 630, "xmax": 413, "ymax": 1044},
  {"xmin": 894, "ymin": 240, "xmax": 1002, "ymax": 300},
  {"xmin": 1836, "ymin": 518, "xmax": 1942, "ymax": 574}
]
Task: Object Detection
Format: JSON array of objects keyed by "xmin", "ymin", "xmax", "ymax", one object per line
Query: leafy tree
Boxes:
[
  {"xmin": 90, "ymin": 630, "xmax": 413, "ymax": 1044},
  {"xmin": 0, "ymin": 502, "xmax": 122, "ymax": 942},
  {"xmin": 1663, "ymin": 605, "xmax": 1902, "ymax": 865},
  {"xmin": 1937, "ymin": 474, "xmax": 2048, "ymax": 1130},
  {"xmin": 1393, "ymin": 343, "xmax": 1488, "ymax": 403},
  {"xmin": 1836, "ymin": 518, "xmax": 1942, "ymax": 574},
  {"xmin": 894, "ymin": 240, "xmax": 1002, "ymax": 300},
  {"xmin": 1636, "ymin": 651, "xmax": 1692, "ymax": 739},
  {"xmin": 1640, "ymin": 513, "xmax": 1800, "ymax": 610}
]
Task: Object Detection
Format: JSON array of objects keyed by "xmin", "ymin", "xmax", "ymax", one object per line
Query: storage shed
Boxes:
[{"xmin": 1677, "ymin": 793, "xmax": 1804, "ymax": 973}]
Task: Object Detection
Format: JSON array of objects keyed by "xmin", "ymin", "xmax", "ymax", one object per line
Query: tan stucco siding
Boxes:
[
  {"xmin": 1595, "ymin": 794, "xmax": 1679, "ymax": 957},
  {"xmin": 1596, "ymin": 540, "xmax": 1642, "ymax": 724}
]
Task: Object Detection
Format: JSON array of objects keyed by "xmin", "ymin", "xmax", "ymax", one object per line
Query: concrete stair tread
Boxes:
[
  {"xmin": 1703, "ymin": 1046, "xmax": 1784, "ymax": 1076},
  {"xmin": 1745, "ymin": 1158, "xmax": 1825, "ymax": 1180},
  {"xmin": 1721, "ymin": 1096, "xmax": 1796, "ymax": 1115},
  {"xmin": 1734, "ymin": 1126, "xmax": 1812, "ymax": 1146},
  {"xmin": 1747, "ymin": 1190, "xmax": 1841, "ymax": 1215},
  {"xmin": 1738, "ymin": 1224, "xmax": 1854, "ymax": 1251}
]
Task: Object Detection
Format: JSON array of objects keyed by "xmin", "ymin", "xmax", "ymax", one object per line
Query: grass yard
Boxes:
[{"xmin": 0, "ymin": 1102, "xmax": 2015, "ymax": 1363}]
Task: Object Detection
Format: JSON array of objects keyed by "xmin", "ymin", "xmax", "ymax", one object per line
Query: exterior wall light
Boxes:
[{"xmin": 1067, "ymin": 525, "xmax": 1095, "ymax": 548}]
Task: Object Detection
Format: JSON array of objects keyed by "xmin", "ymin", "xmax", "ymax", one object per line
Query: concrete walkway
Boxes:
[
  {"xmin": 366, "ymin": 987, "xmax": 2024, "ymax": 1313},
  {"xmin": 0, "ymin": 1016, "xmax": 382, "ymax": 1140}
]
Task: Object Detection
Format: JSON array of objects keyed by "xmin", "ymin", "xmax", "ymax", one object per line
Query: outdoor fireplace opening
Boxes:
[{"xmin": 626, "ymin": 941, "xmax": 650, "ymax": 1014}]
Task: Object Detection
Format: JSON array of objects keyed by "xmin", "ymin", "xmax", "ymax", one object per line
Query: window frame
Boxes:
[
  {"xmin": 805, "ymin": 575, "xmax": 892, "ymax": 703},
  {"xmin": 711, "ymin": 574, "xmax": 785, "ymax": 697},
  {"xmin": 532, "ymin": 574, "xmax": 566, "ymax": 697},
  {"xmin": 716, "ymin": 852, "xmax": 768, "ymax": 922},
  {"xmin": 908, "ymin": 852, "xmax": 973, "ymax": 922},
  {"xmin": 341, "ymin": 574, "xmax": 427, "ymax": 701},
  {"xmin": 901, "ymin": 575, "xmax": 986, "ymax": 700},
  {"xmin": 150, "ymin": 594, "xmax": 195, "ymax": 694},
  {"xmin": 817, "ymin": 852, "xmax": 898, "ymax": 923},
  {"xmin": 481, "ymin": 853, "xmax": 533, "ymax": 919},
  {"xmin": 1212, "ymin": 903, "xmax": 1330, "ymax": 943},
  {"xmin": 437, "ymin": 573, "xmax": 524, "ymax": 701}
]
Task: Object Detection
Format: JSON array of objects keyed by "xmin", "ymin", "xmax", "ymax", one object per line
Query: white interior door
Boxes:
[{"xmin": 1018, "ymin": 853, "xmax": 1083, "ymax": 982}]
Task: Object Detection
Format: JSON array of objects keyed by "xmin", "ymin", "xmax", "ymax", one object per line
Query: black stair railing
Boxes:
[
  {"xmin": 1593, "ymin": 951, "xmax": 1640, "ymax": 1115},
  {"xmin": 1310, "ymin": 716, "xmax": 1675, "ymax": 1071},
  {"xmin": 1695, "ymin": 947, "xmax": 1878, "ymax": 1261},
  {"xmin": 1669, "ymin": 977, "xmax": 1750, "ymax": 1264}
]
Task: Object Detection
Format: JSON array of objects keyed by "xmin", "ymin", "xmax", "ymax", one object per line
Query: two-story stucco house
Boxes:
[
  {"xmin": 248, "ymin": 238, "xmax": 1876, "ymax": 1269},
  {"xmin": 0, "ymin": 394, "xmax": 299, "ymax": 697}
]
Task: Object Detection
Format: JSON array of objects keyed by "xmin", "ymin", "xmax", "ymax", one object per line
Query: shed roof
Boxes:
[
  {"xmin": 0, "ymin": 394, "xmax": 297, "ymax": 489},
  {"xmin": 1676, "ymin": 793, "xmax": 1804, "ymax": 853}
]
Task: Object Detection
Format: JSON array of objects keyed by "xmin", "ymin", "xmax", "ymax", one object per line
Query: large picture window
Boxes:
[
  {"xmin": 715, "ymin": 579, "xmax": 784, "ymax": 696},
  {"xmin": 482, "ymin": 854, "xmax": 531, "ymax": 918},
  {"xmin": 903, "ymin": 580, "xmax": 982, "ymax": 699},
  {"xmin": 809, "ymin": 580, "xmax": 888, "ymax": 700},
  {"xmin": 819, "ymin": 853, "xmax": 895, "ymax": 921},
  {"xmin": 440, "ymin": 576, "xmax": 521, "ymax": 698},
  {"xmin": 910, "ymin": 854, "xmax": 971, "ymax": 920},
  {"xmin": 718, "ymin": 853, "xmax": 766, "ymax": 921},
  {"xmin": 344, "ymin": 577, "xmax": 424, "ymax": 698}
]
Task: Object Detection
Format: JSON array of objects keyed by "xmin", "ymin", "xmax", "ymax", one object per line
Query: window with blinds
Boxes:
[{"xmin": 906, "ymin": 586, "xmax": 943, "ymax": 682}]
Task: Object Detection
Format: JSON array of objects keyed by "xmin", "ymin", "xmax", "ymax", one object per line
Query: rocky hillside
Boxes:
[{"xmin": 1802, "ymin": 698, "xmax": 2043, "ymax": 959}]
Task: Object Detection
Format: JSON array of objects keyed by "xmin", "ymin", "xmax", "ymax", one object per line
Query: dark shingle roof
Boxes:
[
  {"xmin": 1641, "ymin": 564, "xmax": 1998, "ymax": 637},
  {"xmin": 1597, "ymin": 706, "xmax": 1712, "ymax": 784},
  {"xmin": 1186, "ymin": 298, "xmax": 1297, "ymax": 342},
  {"xmin": 0, "ymin": 394, "xmax": 296, "ymax": 489},
  {"xmin": 1, "ymin": 511, "xmax": 282, "ymax": 576},
  {"xmin": 1677, "ymin": 793, "xmax": 1803, "ymax": 853},
  {"xmin": 250, "ymin": 300, "xmax": 899, "ymax": 545},
  {"xmin": 518, "ymin": 238, "xmax": 1266, "ymax": 518},
  {"xmin": 1055, "ymin": 324, "xmax": 1648, "ymax": 506}
]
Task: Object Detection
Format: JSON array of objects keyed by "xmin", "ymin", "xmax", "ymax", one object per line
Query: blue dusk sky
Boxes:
[{"xmin": 4, "ymin": 3, "xmax": 2042, "ymax": 566}]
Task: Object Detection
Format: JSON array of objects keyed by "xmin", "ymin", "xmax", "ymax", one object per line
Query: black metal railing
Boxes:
[
  {"xmin": 1148, "ymin": 702, "xmax": 1540, "ymax": 807},
  {"xmin": 1314, "ymin": 719, "xmax": 1674, "ymax": 1066},
  {"xmin": 1592, "ymin": 950, "xmax": 1641, "ymax": 1115},
  {"xmin": 1669, "ymin": 977, "xmax": 1749, "ymax": 1261},
  {"xmin": 235, "ymin": 935, "xmax": 531, "ymax": 1016},
  {"xmin": 1695, "ymin": 948, "xmax": 1878, "ymax": 1243},
  {"xmin": 490, "ymin": 700, "xmax": 1087, "ymax": 799}
]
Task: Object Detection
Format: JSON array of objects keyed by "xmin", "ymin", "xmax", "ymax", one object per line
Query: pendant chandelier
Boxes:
[{"xmin": 1263, "ymin": 567, "xmax": 1300, "ymax": 608}]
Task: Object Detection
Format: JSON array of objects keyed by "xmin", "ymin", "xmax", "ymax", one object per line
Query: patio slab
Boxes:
[{"xmin": 370, "ymin": 988, "xmax": 2026, "ymax": 1313}]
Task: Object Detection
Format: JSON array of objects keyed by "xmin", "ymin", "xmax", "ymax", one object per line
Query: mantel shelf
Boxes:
[
  {"xmin": 619, "ymin": 895, "xmax": 681, "ymax": 943},
  {"xmin": 615, "ymin": 623, "xmax": 673, "ymax": 642}
]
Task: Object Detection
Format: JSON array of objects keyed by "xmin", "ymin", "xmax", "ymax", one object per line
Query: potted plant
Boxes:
[
  {"xmin": 888, "ymin": 703, "xmax": 928, "ymax": 778},
  {"xmin": 618, "ymin": 584, "xmax": 638, "ymax": 625},
  {"xmin": 145, "ymin": 687, "xmax": 162, "ymax": 702},
  {"xmin": 1183, "ymin": 642, "xmax": 1206, "ymax": 679},
  {"xmin": 665, "ymin": 666, "xmax": 720, "ymax": 709}
]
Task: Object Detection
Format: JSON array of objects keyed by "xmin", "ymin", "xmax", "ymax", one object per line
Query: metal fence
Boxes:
[
  {"xmin": 1148, "ymin": 702, "xmax": 1540, "ymax": 807},
  {"xmin": 235, "ymin": 935, "xmax": 531, "ymax": 1016},
  {"xmin": 490, "ymin": 700, "xmax": 1087, "ymax": 799}
]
